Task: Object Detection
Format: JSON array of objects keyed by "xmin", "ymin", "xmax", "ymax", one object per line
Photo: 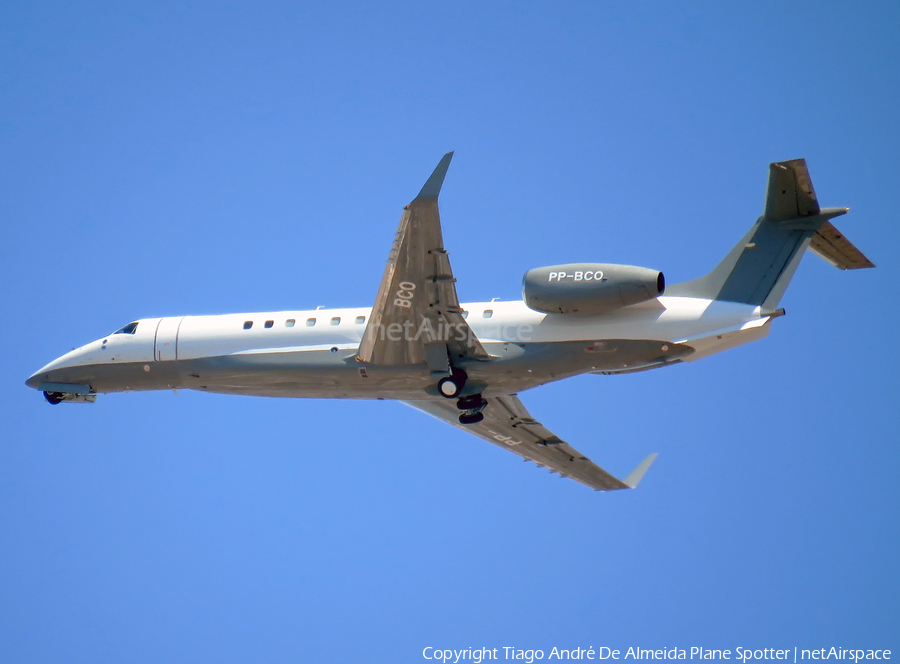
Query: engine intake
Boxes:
[{"xmin": 523, "ymin": 263, "xmax": 665, "ymax": 314}]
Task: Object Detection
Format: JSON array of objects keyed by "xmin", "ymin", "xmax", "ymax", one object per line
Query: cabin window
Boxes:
[
  {"xmin": 461, "ymin": 311, "xmax": 468, "ymax": 319},
  {"xmin": 285, "ymin": 319, "xmax": 296, "ymax": 328},
  {"xmin": 306, "ymin": 318, "xmax": 316, "ymax": 327},
  {"xmin": 243, "ymin": 321, "xmax": 253, "ymax": 330},
  {"xmin": 355, "ymin": 316, "xmax": 365, "ymax": 324},
  {"xmin": 483, "ymin": 310, "xmax": 493, "ymax": 318},
  {"xmin": 330, "ymin": 317, "xmax": 341, "ymax": 326},
  {"xmin": 264, "ymin": 320, "xmax": 274, "ymax": 328},
  {"xmin": 114, "ymin": 322, "xmax": 139, "ymax": 335}
]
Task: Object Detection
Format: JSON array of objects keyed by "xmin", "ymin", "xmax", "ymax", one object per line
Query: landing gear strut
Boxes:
[{"xmin": 457, "ymin": 394, "xmax": 487, "ymax": 425}]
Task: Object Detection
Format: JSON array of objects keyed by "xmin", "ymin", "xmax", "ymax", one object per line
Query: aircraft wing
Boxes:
[
  {"xmin": 404, "ymin": 395, "xmax": 657, "ymax": 491},
  {"xmin": 357, "ymin": 153, "xmax": 490, "ymax": 368}
]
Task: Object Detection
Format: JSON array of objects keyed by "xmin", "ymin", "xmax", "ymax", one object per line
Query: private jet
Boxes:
[{"xmin": 26, "ymin": 154, "xmax": 873, "ymax": 490}]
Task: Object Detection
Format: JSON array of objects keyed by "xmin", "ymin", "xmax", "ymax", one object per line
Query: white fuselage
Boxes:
[{"xmin": 27, "ymin": 296, "xmax": 773, "ymax": 401}]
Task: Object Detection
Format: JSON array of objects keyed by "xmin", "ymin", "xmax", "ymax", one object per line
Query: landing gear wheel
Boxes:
[
  {"xmin": 43, "ymin": 391, "xmax": 63, "ymax": 405},
  {"xmin": 456, "ymin": 392, "xmax": 487, "ymax": 425},
  {"xmin": 438, "ymin": 376, "xmax": 461, "ymax": 398},
  {"xmin": 456, "ymin": 395, "xmax": 487, "ymax": 412},
  {"xmin": 459, "ymin": 411, "xmax": 484, "ymax": 425},
  {"xmin": 437, "ymin": 369, "xmax": 467, "ymax": 399}
]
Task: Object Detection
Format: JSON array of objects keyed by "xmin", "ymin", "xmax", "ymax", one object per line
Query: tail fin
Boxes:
[{"xmin": 668, "ymin": 159, "xmax": 874, "ymax": 309}]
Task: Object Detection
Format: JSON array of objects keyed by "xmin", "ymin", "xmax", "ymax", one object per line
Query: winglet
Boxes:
[
  {"xmin": 414, "ymin": 152, "xmax": 454, "ymax": 201},
  {"xmin": 622, "ymin": 453, "xmax": 658, "ymax": 489}
]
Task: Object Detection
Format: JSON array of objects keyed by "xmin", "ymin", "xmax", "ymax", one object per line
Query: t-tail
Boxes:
[{"xmin": 668, "ymin": 159, "xmax": 874, "ymax": 309}]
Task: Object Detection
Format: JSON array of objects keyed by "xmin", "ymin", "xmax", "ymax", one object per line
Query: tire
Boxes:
[
  {"xmin": 438, "ymin": 376, "xmax": 461, "ymax": 398},
  {"xmin": 456, "ymin": 395, "xmax": 487, "ymax": 412},
  {"xmin": 459, "ymin": 411, "xmax": 484, "ymax": 425}
]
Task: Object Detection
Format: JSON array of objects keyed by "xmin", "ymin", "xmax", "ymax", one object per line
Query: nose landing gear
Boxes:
[{"xmin": 40, "ymin": 389, "xmax": 97, "ymax": 404}]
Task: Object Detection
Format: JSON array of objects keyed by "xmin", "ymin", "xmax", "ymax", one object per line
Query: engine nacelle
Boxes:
[{"xmin": 522, "ymin": 263, "xmax": 665, "ymax": 314}]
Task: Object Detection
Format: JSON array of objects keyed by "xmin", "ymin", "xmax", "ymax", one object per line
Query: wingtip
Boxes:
[
  {"xmin": 414, "ymin": 152, "xmax": 454, "ymax": 201},
  {"xmin": 622, "ymin": 453, "xmax": 658, "ymax": 489}
]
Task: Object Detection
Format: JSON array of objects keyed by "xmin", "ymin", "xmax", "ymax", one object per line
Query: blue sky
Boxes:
[{"xmin": 2, "ymin": 2, "xmax": 898, "ymax": 662}]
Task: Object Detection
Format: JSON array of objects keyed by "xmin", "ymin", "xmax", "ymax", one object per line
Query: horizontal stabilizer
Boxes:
[
  {"xmin": 623, "ymin": 453, "xmax": 658, "ymax": 489},
  {"xmin": 809, "ymin": 220, "xmax": 875, "ymax": 269}
]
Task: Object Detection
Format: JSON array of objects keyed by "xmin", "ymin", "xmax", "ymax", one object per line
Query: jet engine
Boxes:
[{"xmin": 522, "ymin": 263, "xmax": 665, "ymax": 314}]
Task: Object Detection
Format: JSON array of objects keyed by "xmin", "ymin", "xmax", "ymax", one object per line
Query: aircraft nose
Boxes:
[
  {"xmin": 25, "ymin": 352, "xmax": 71, "ymax": 390},
  {"xmin": 25, "ymin": 371, "xmax": 42, "ymax": 390}
]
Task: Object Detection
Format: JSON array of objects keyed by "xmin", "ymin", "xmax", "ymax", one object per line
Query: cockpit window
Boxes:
[{"xmin": 114, "ymin": 322, "xmax": 139, "ymax": 335}]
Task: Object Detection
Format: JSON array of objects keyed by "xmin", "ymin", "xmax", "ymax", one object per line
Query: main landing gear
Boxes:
[
  {"xmin": 437, "ymin": 369, "xmax": 467, "ymax": 398},
  {"xmin": 456, "ymin": 394, "xmax": 487, "ymax": 425},
  {"xmin": 435, "ymin": 369, "xmax": 487, "ymax": 425},
  {"xmin": 456, "ymin": 394, "xmax": 487, "ymax": 424}
]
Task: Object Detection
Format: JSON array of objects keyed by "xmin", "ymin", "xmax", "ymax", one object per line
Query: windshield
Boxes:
[{"xmin": 113, "ymin": 322, "xmax": 139, "ymax": 335}]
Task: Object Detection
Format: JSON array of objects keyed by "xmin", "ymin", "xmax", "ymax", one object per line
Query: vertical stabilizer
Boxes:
[
  {"xmin": 667, "ymin": 159, "xmax": 872, "ymax": 308},
  {"xmin": 765, "ymin": 158, "xmax": 820, "ymax": 220}
]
